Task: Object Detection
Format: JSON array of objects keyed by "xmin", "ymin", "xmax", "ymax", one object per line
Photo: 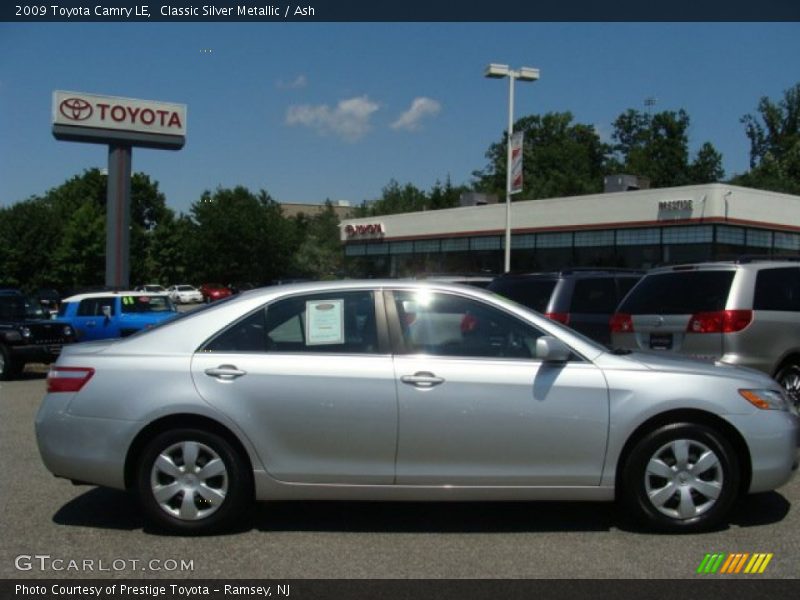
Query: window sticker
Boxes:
[{"xmin": 305, "ymin": 299, "xmax": 345, "ymax": 345}]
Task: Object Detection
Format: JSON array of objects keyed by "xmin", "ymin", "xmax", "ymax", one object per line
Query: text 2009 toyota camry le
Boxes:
[{"xmin": 36, "ymin": 281, "xmax": 799, "ymax": 534}]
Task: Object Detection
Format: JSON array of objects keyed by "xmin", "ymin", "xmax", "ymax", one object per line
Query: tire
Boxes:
[
  {"xmin": 0, "ymin": 344, "xmax": 21, "ymax": 381},
  {"xmin": 621, "ymin": 423, "xmax": 740, "ymax": 533},
  {"xmin": 136, "ymin": 428, "xmax": 252, "ymax": 534},
  {"xmin": 774, "ymin": 361, "xmax": 800, "ymax": 412}
]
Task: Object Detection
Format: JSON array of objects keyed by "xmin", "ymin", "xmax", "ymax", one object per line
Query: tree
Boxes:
[
  {"xmin": 610, "ymin": 109, "xmax": 724, "ymax": 188},
  {"xmin": 291, "ymin": 201, "xmax": 344, "ymax": 280},
  {"xmin": 355, "ymin": 178, "xmax": 468, "ymax": 217},
  {"xmin": 189, "ymin": 186, "xmax": 296, "ymax": 284},
  {"xmin": 731, "ymin": 83, "xmax": 800, "ymax": 194},
  {"xmin": 474, "ymin": 112, "xmax": 610, "ymax": 199}
]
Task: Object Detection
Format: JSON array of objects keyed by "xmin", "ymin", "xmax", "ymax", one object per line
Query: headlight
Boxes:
[
  {"xmin": 63, "ymin": 325, "xmax": 74, "ymax": 337},
  {"xmin": 739, "ymin": 389, "xmax": 789, "ymax": 411},
  {"xmin": 20, "ymin": 327, "xmax": 32, "ymax": 339}
]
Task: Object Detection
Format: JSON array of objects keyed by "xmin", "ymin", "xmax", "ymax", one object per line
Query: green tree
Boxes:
[
  {"xmin": 189, "ymin": 186, "xmax": 295, "ymax": 284},
  {"xmin": 610, "ymin": 109, "xmax": 724, "ymax": 187},
  {"xmin": 731, "ymin": 83, "xmax": 800, "ymax": 194},
  {"xmin": 291, "ymin": 201, "xmax": 344, "ymax": 279},
  {"xmin": 474, "ymin": 112, "xmax": 610, "ymax": 199}
]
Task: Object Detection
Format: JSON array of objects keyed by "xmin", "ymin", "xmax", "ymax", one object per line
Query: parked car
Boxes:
[
  {"xmin": 416, "ymin": 274, "xmax": 496, "ymax": 288},
  {"xmin": 135, "ymin": 284, "xmax": 167, "ymax": 294},
  {"xmin": 57, "ymin": 291, "xmax": 178, "ymax": 341},
  {"xmin": 37, "ymin": 280, "xmax": 798, "ymax": 534},
  {"xmin": 0, "ymin": 291, "xmax": 76, "ymax": 379},
  {"xmin": 489, "ymin": 269, "xmax": 643, "ymax": 345},
  {"xmin": 611, "ymin": 260, "xmax": 800, "ymax": 409},
  {"xmin": 167, "ymin": 284, "xmax": 203, "ymax": 304},
  {"xmin": 200, "ymin": 282, "xmax": 233, "ymax": 303},
  {"xmin": 33, "ymin": 288, "xmax": 62, "ymax": 317}
]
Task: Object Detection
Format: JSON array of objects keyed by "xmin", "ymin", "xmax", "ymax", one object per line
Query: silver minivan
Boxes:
[{"xmin": 611, "ymin": 260, "xmax": 800, "ymax": 406}]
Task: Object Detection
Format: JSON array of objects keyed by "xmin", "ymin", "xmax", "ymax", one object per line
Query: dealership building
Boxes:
[{"xmin": 340, "ymin": 183, "xmax": 800, "ymax": 276}]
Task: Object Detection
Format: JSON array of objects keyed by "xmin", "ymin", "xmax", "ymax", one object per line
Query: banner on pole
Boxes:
[{"xmin": 510, "ymin": 131, "xmax": 524, "ymax": 195}]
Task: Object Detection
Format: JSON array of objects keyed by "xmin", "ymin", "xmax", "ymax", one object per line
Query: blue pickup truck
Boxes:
[{"xmin": 57, "ymin": 291, "xmax": 179, "ymax": 341}]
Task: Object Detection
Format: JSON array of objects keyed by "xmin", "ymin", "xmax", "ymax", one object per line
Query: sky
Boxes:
[{"xmin": 1, "ymin": 22, "xmax": 799, "ymax": 215}]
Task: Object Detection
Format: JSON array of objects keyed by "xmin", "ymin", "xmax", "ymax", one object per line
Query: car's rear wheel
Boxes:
[
  {"xmin": 136, "ymin": 429, "xmax": 251, "ymax": 534},
  {"xmin": 622, "ymin": 423, "xmax": 740, "ymax": 532},
  {"xmin": 774, "ymin": 361, "xmax": 800, "ymax": 411}
]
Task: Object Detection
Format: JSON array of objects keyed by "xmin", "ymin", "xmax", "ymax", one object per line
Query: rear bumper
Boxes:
[{"xmin": 35, "ymin": 393, "xmax": 139, "ymax": 490}]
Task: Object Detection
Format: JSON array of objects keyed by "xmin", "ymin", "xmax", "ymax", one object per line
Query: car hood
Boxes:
[{"xmin": 605, "ymin": 349, "xmax": 777, "ymax": 386}]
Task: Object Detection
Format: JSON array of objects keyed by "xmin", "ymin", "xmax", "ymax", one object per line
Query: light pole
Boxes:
[{"xmin": 485, "ymin": 63, "xmax": 539, "ymax": 273}]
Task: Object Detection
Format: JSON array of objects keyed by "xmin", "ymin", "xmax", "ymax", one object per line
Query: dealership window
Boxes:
[
  {"xmin": 390, "ymin": 241, "xmax": 413, "ymax": 255},
  {"xmin": 774, "ymin": 232, "xmax": 800, "ymax": 252},
  {"xmin": 662, "ymin": 225, "xmax": 713, "ymax": 244},
  {"xmin": 616, "ymin": 228, "xmax": 660, "ymax": 246},
  {"xmin": 345, "ymin": 244, "xmax": 366, "ymax": 256},
  {"xmin": 716, "ymin": 226, "xmax": 745, "ymax": 245},
  {"xmin": 512, "ymin": 234, "xmax": 536, "ymax": 249},
  {"xmin": 537, "ymin": 232, "xmax": 573, "ymax": 248},
  {"xmin": 414, "ymin": 239, "xmax": 440, "ymax": 253},
  {"xmin": 574, "ymin": 230, "xmax": 614, "ymax": 247},
  {"xmin": 366, "ymin": 243, "xmax": 389, "ymax": 255},
  {"xmin": 470, "ymin": 236, "xmax": 502, "ymax": 251},
  {"xmin": 441, "ymin": 238, "xmax": 469, "ymax": 253},
  {"xmin": 747, "ymin": 229, "xmax": 773, "ymax": 249}
]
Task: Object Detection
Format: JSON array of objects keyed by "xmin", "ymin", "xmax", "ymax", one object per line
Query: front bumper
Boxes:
[
  {"xmin": 10, "ymin": 342, "xmax": 68, "ymax": 365},
  {"xmin": 726, "ymin": 409, "xmax": 800, "ymax": 493}
]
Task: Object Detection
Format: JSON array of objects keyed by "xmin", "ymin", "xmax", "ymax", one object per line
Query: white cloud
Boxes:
[
  {"xmin": 277, "ymin": 75, "xmax": 308, "ymax": 89},
  {"xmin": 391, "ymin": 97, "xmax": 441, "ymax": 131},
  {"xmin": 286, "ymin": 96, "xmax": 380, "ymax": 142}
]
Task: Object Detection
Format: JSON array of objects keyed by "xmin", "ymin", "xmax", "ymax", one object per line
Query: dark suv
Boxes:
[
  {"xmin": 0, "ymin": 291, "xmax": 77, "ymax": 379},
  {"xmin": 488, "ymin": 269, "xmax": 643, "ymax": 344}
]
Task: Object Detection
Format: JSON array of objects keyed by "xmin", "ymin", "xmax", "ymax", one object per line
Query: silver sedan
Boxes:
[{"xmin": 36, "ymin": 281, "xmax": 799, "ymax": 534}]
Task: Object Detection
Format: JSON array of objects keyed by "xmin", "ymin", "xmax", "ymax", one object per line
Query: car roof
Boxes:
[
  {"xmin": 645, "ymin": 260, "xmax": 800, "ymax": 275},
  {"xmin": 494, "ymin": 268, "xmax": 643, "ymax": 280},
  {"xmin": 63, "ymin": 291, "xmax": 171, "ymax": 302}
]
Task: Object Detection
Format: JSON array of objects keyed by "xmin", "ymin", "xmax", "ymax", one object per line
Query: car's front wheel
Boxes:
[
  {"xmin": 136, "ymin": 429, "xmax": 252, "ymax": 534},
  {"xmin": 621, "ymin": 423, "xmax": 740, "ymax": 532},
  {"xmin": 775, "ymin": 361, "xmax": 800, "ymax": 411}
]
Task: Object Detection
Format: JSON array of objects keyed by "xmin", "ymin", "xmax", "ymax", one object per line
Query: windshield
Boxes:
[
  {"xmin": 120, "ymin": 295, "xmax": 176, "ymax": 314},
  {"xmin": 0, "ymin": 295, "xmax": 27, "ymax": 320}
]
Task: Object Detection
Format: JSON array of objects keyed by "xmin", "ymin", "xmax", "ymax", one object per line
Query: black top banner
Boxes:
[{"xmin": 4, "ymin": 0, "xmax": 800, "ymax": 22}]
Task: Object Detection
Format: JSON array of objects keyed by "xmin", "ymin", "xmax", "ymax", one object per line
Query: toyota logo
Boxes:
[{"xmin": 59, "ymin": 97, "xmax": 93, "ymax": 121}]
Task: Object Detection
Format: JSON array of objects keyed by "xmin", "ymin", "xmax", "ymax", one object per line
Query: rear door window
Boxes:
[
  {"xmin": 754, "ymin": 267, "xmax": 800, "ymax": 312},
  {"xmin": 569, "ymin": 278, "xmax": 617, "ymax": 313},
  {"xmin": 618, "ymin": 271, "xmax": 735, "ymax": 314},
  {"xmin": 488, "ymin": 279, "xmax": 557, "ymax": 313}
]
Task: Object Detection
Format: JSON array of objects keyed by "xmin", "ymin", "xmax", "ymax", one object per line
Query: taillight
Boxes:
[
  {"xmin": 545, "ymin": 312, "xmax": 570, "ymax": 325},
  {"xmin": 610, "ymin": 313, "xmax": 634, "ymax": 333},
  {"xmin": 687, "ymin": 310, "xmax": 752, "ymax": 334},
  {"xmin": 47, "ymin": 366, "xmax": 95, "ymax": 393}
]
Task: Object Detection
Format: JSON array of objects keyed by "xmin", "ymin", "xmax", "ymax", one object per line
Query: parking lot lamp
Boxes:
[{"xmin": 484, "ymin": 63, "xmax": 540, "ymax": 273}]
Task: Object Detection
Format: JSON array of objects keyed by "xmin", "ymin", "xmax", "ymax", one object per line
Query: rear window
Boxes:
[
  {"xmin": 618, "ymin": 270, "xmax": 735, "ymax": 314},
  {"xmin": 754, "ymin": 267, "xmax": 800, "ymax": 312},
  {"xmin": 488, "ymin": 279, "xmax": 557, "ymax": 313}
]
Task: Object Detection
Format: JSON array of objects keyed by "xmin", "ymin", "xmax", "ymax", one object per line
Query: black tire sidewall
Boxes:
[
  {"xmin": 622, "ymin": 423, "xmax": 740, "ymax": 533},
  {"xmin": 136, "ymin": 428, "xmax": 251, "ymax": 535},
  {"xmin": 0, "ymin": 344, "xmax": 13, "ymax": 381}
]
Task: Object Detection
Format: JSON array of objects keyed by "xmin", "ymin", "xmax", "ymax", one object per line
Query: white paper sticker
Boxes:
[{"xmin": 305, "ymin": 299, "xmax": 345, "ymax": 345}]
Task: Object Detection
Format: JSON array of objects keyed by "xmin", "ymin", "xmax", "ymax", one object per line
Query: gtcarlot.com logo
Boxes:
[{"xmin": 696, "ymin": 552, "xmax": 773, "ymax": 574}]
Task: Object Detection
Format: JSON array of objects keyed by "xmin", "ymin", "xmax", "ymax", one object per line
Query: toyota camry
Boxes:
[{"xmin": 36, "ymin": 281, "xmax": 799, "ymax": 534}]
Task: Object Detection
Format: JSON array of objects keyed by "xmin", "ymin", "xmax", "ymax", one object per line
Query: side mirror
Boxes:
[
  {"xmin": 101, "ymin": 305, "xmax": 112, "ymax": 321},
  {"xmin": 535, "ymin": 336, "xmax": 571, "ymax": 363}
]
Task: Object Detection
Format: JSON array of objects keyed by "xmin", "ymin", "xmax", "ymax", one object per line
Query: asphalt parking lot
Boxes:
[{"xmin": 1, "ymin": 372, "xmax": 798, "ymax": 580}]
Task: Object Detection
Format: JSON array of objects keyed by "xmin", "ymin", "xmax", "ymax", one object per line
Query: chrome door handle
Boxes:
[
  {"xmin": 401, "ymin": 371, "xmax": 445, "ymax": 388},
  {"xmin": 205, "ymin": 365, "xmax": 247, "ymax": 381}
]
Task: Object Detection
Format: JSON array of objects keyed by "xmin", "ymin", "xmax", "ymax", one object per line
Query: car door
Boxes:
[
  {"xmin": 388, "ymin": 289, "xmax": 609, "ymax": 486},
  {"xmin": 72, "ymin": 296, "xmax": 120, "ymax": 341},
  {"xmin": 191, "ymin": 289, "xmax": 399, "ymax": 484}
]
